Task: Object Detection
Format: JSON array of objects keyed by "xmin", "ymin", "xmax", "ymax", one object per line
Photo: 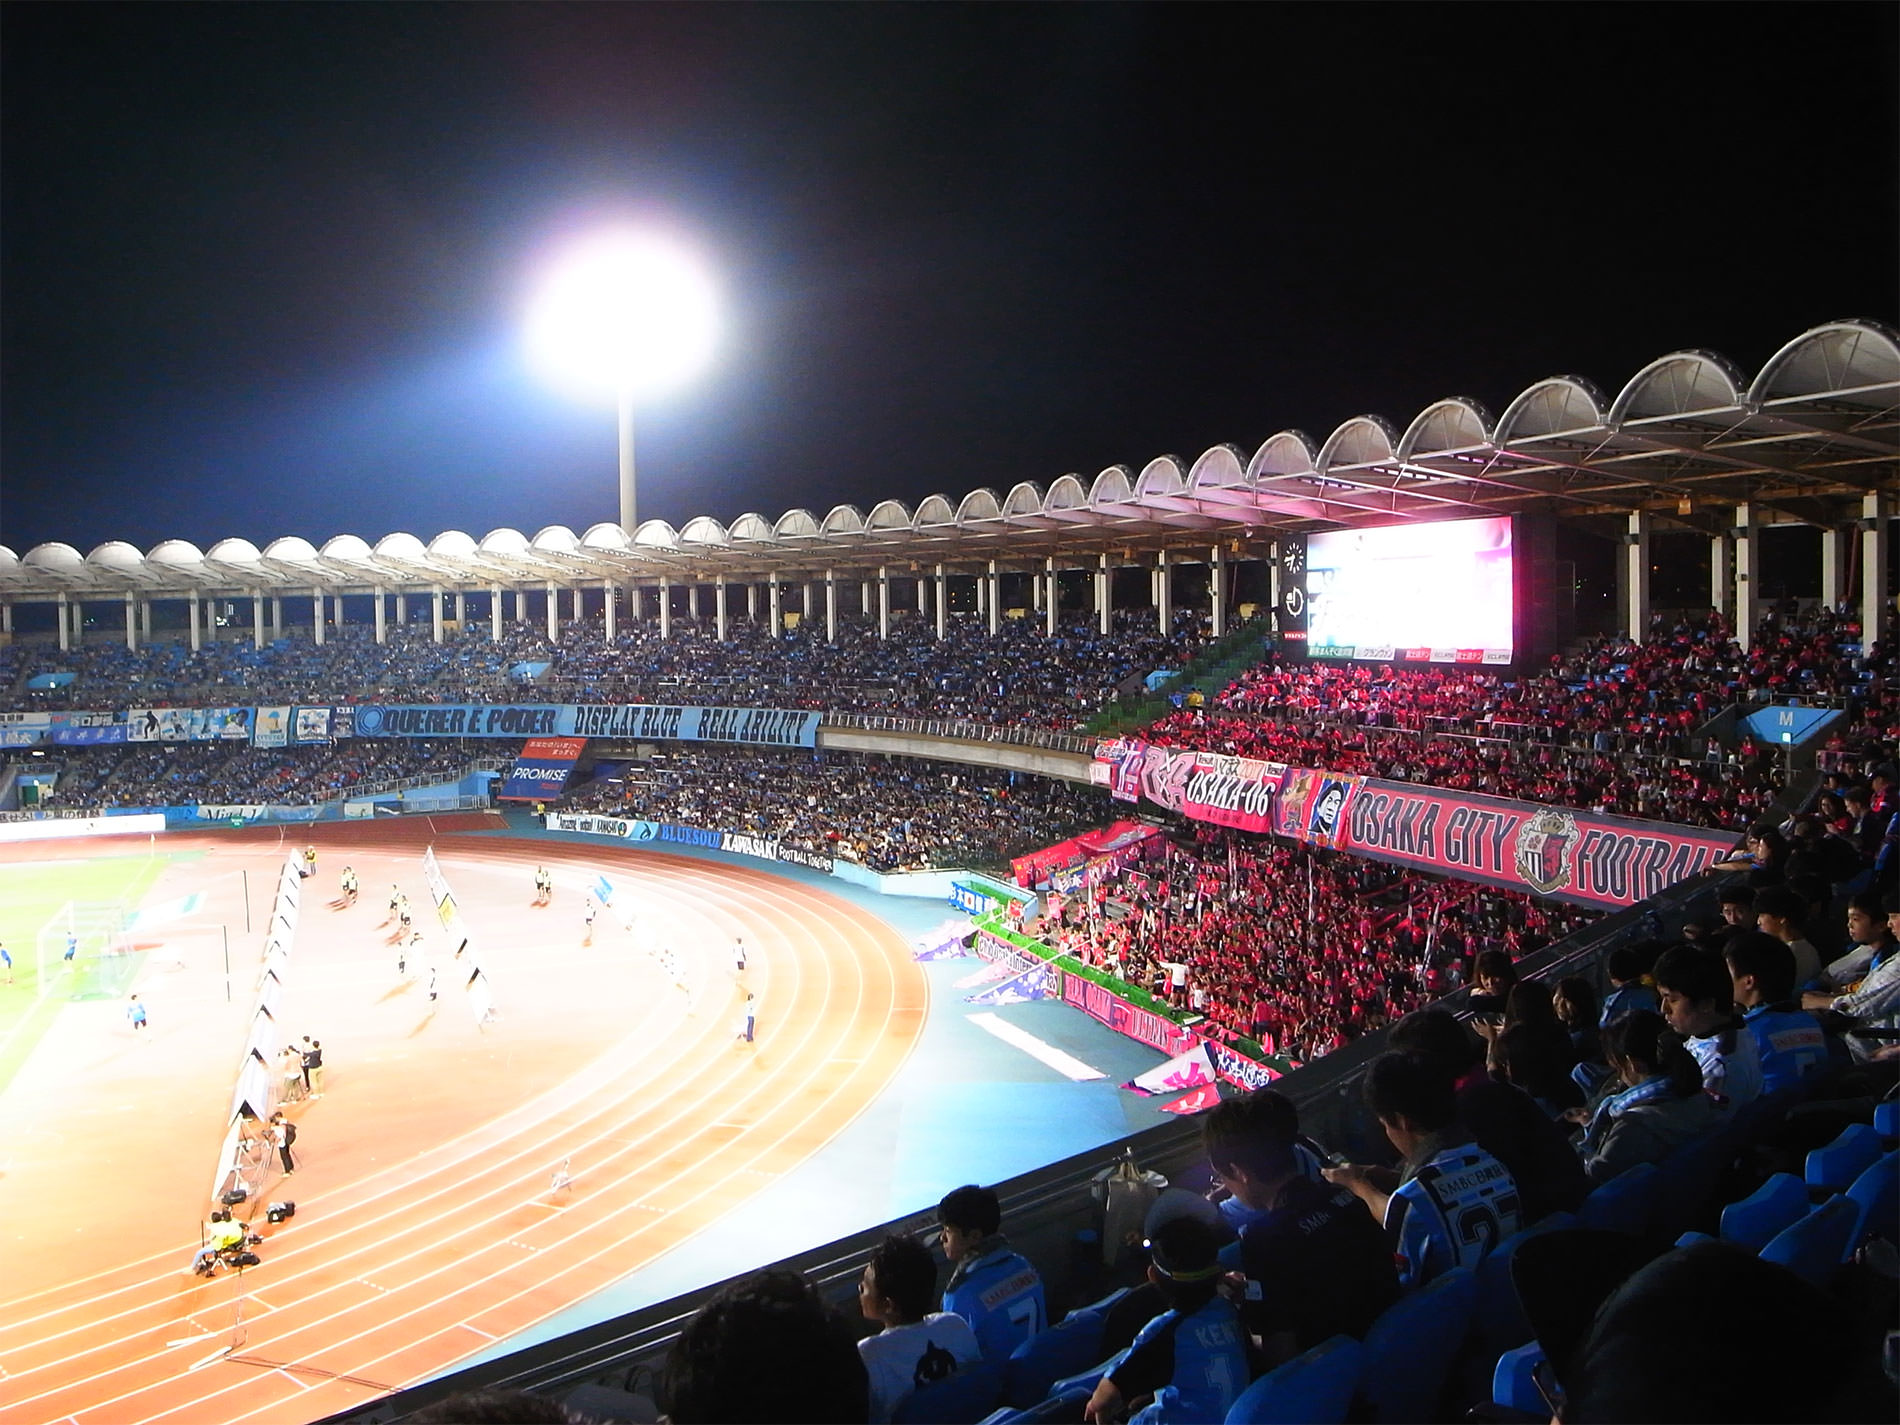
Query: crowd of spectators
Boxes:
[
  {"xmin": 1038, "ymin": 826, "xmax": 1599, "ymax": 1062},
  {"xmin": 26, "ymin": 740, "xmax": 467, "ymax": 810},
  {"xmin": 0, "ymin": 609, "xmax": 1204, "ymax": 731},
  {"xmin": 559, "ymin": 748, "xmax": 1110, "ymax": 875}
]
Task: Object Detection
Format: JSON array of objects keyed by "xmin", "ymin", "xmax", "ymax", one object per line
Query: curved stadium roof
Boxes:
[{"xmin": 3, "ymin": 320, "xmax": 1894, "ymax": 603}]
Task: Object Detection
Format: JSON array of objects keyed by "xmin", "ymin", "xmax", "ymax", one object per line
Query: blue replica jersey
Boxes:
[
  {"xmin": 1743, "ymin": 1004, "xmax": 1829, "ymax": 1094},
  {"xmin": 1126, "ymin": 1296, "xmax": 1249, "ymax": 1425},
  {"xmin": 942, "ymin": 1245, "xmax": 1046, "ymax": 1363},
  {"xmin": 1600, "ymin": 982, "xmax": 1660, "ymax": 1025},
  {"xmin": 1385, "ymin": 1142, "xmax": 1523, "ymax": 1288}
]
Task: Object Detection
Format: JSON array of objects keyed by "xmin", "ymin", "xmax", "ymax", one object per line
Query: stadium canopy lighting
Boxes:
[{"xmin": 524, "ymin": 228, "xmax": 720, "ymax": 531}]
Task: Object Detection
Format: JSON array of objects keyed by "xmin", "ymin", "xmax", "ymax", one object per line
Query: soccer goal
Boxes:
[{"xmin": 35, "ymin": 900, "xmax": 136, "ymax": 1002}]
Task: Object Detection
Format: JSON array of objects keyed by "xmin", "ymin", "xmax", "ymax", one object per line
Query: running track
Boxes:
[{"xmin": 0, "ymin": 822, "xmax": 926, "ymax": 1424}]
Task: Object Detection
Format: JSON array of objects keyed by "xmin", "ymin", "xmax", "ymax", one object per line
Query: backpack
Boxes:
[{"xmin": 282, "ymin": 1121, "xmax": 298, "ymax": 1147}]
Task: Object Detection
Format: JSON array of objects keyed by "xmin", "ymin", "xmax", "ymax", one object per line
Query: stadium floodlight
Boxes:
[{"xmin": 524, "ymin": 228, "xmax": 720, "ymax": 532}]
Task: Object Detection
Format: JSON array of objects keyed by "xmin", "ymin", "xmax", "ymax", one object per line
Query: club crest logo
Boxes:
[{"xmin": 1514, "ymin": 807, "xmax": 1578, "ymax": 896}]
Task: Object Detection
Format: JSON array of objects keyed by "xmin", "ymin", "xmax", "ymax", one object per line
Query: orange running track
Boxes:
[{"xmin": 0, "ymin": 818, "xmax": 927, "ymax": 1424}]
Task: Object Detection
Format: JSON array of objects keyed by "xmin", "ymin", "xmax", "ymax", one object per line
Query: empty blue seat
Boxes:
[
  {"xmin": 895, "ymin": 1359, "xmax": 1004, "ymax": 1425},
  {"xmin": 1004, "ymin": 1292, "xmax": 1126, "ymax": 1408},
  {"xmin": 1576, "ymin": 1162, "xmax": 1658, "ymax": 1236},
  {"xmin": 1720, "ymin": 1172, "xmax": 1808, "ymax": 1252},
  {"xmin": 1759, "ymin": 1195, "xmax": 1857, "ymax": 1288},
  {"xmin": 1843, "ymin": 1150, "xmax": 1899, "ymax": 1260},
  {"xmin": 1647, "ymin": 1128, "xmax": 1733, "ymax": 1240},
  {"xmin": 1357, "ymin": 1266, "xmax": 1475, "ymax": 1423},
  {"xmin": 1225, "ymin": 1335, "xmax": 1362, "ymax": 1425},
  {"xmin": 1806, "ymin": 1123, "xmax": 1883, "ymax": 1193},
  {"xmin": 1875, "ymin": 1100, "xmax": 1897, "ymax": 1141},
  {"xmin": 1492, "ymin": 1341, "xmax": 1547, "ymax": 1415},
  {"xmin": 978, "ymin": 1387, "xmax": 1091, "ymax": 1425},
  {"xmin": 1473, "ymin": 1213, "xmax": 1574, "ymax": 1358}
]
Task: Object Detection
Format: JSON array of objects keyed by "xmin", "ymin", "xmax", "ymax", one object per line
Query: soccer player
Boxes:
[{"xmin": 936, "ymin": 1183, "xmax": 1045, "ymax": 1364}]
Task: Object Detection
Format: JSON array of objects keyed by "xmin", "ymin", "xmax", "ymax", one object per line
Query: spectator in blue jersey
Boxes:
[
  {"xmin": 1083, "ymin": 1191, "xmax": 1250, "ymax": 1425},
  {"xmin": 1723, "ymin": 931, "xmax": 1831, "ymax": 1093},
  {"xmin": 1569, "ymin": 1011, "xmax": 1716, "ymax": 1185},
  {"xmin": 1201, "ymin": 1090, "xmax": 1398, "ymax": 1367},
  {"xmin": 1803, "ymin": 893, "xmax": 1900, "ymax": 1066},
  {"xmin": 1653, "ymin": 944, "xmax": 1763, "ymax": 1108},
  {"xmin": 1598, "ymin": 944, "xmax": 1660, "ymax": 1025},
  {"xmin": 936, "ymin": 1184, "xmax": 1046, "ymax": 1365},
  {"xmin": 855, "ymin": 1235, "xmax": 983, "ymax": 1424},
  {"xmin": 1326, "ymin": 1049, "xmax": 1524, "ymax": 1288},
  {"xmin": 1812, "ymin": 891, "xmax": 1897, "ymax": 995}
]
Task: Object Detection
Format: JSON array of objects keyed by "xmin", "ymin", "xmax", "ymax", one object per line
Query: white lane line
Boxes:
[{"xmin": 967, "ymin": 1012, "xmax": 1104, "ymax": 1081}]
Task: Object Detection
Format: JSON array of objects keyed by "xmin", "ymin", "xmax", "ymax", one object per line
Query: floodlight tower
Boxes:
[{"xmin": 525, "ymin": 229, "xmax": 720, "ymax": 531}]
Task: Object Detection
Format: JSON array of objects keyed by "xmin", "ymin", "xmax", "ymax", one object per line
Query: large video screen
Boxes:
[{"xmin": 1305, "ymin": 515, "xmax": 1514, "ymax": 664}]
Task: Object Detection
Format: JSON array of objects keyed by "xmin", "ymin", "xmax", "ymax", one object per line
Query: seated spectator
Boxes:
[
  {"xmin": 1492, "ymin": 1021, "xmax": 1584, "ymax": 1118},
  {"xmin": 1813, "ymin": 890, "xmax": 1898, "ymax": 993},
  {"xmin": 936, "ymin": 1184, "xmax": 1046, "ymax": 1365},
  {"xmin": 1802, "ymin": 894, "xmax": 1900, "ymax": 1065},
  {"xmin": 1750, "ymin": 885, "xmax": 1822, "ymax": 988},
  {"xmin": 1553, "ymin": 976, "xmax": 1606, "ymax": 1095},
  {"xmin": 1652, "ymin": 943, "xmax": 1763, "ymax": 1108},
  {"xmin": 408, "ymin": 1389, "xmax": 574, "ymax": 1423},
  {"xmin": 1200, "ymin": 1091, "xmax": 1398, "ymax": 1367},
  {"xmin": 1724, "ymin": 931, "xmax": 1831, "ymax": 1092},
  {"xmin": 660, "ymin": 1268, "xmax": 870, "ymax": 1424},
  {"xmin": 1598, "ymin": 944, "xmax": 1660, "ymax": 1024},
  {"xmin": 1389, "ymin": 1008, "xmax": 1588, "ymax": 1222},
  {"xmin": 1571, "ymin": 1011, "xmax": 1716, "ymax": 1185},
  {"xmin": 1326, "ymin": 1049, "xmax": 1524, "ymax": 1287},
  {"xmin": 855, "ymin": 1235, "xmax": 983, "ymax": 1424},
  {"xmin": 1083, "ymin": 1191, "xmax": 1250, "ymax": 1425},
  {"xmin": 1466, "ymin": 949, "xmax": 1518, "ymax": 1021},
  {"xmin": 1716, "ymin": 883, "xmax": 1756, "ymax": 935}
]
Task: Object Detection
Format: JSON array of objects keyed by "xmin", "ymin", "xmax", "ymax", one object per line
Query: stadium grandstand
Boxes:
[{"xmin": 0, "ymin": 320, "xmax": 1894, "ymax": 1425}]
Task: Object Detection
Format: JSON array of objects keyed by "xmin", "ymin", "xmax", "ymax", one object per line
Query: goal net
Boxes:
[{"xmin": 35, "ymin": 900, "xmax": 136, "ymax": 1003}]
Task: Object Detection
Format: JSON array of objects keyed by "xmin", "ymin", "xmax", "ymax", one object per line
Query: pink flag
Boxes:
[{"xmin": 1158, "ymin": 1084, "xmax": 1222, "ymax": 1115}]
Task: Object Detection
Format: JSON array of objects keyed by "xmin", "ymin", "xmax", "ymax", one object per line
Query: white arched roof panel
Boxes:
[
  {"xmin": 1043, "ymin": 475, "xmax": 1089, "ymax": 511},
  {"xmin": 373, "ymin": 532, "xmax": 427, "ymax": 560},
  {"xmin": 1609, "ymin": 351, "xmax": 1745, "ymax": 425},
  {"xmin": 86, "ymin": 541, "xmax": 144, "ymax": 572},
  {"xmin": 1495, "ymin": 376, "xmax": 1609, "ymax": 444},
  {"xmin": 774, "ymin": 509, "xmax": 820, "ymax": 539},
  {"xmin": 1249, "ymin": 431, "xmax": 1320, "ymax": 480},
  {"xmin": 1749, "ymin": 320, "xmax": 1900, "ymax": 405},
  {"xmin": 1188, "ymin": 445, "xmax": 1248, "ymax": 492},
  {"xmin": 867, "ymin": 500, "xmax": 914, "ymax": 531},
  {"xmin": 1398, "ymin": 399, "xmax": 1493, "ymax": 461},
  {"xmin": 263, "ymin": 536, "xmax": 319, "ymax": 563},
  {"xmin": 678, "ymin": 516, "xmax": 729, "ymax": 546},
  {"xmin": 479, "ymin": 527, "xmax": 531, "ymax": 555},
  {"xmin": 205, "ymin": 537, "xmax": 264, "ymax": 565},
  {"xmin": 531, "ymin": 525, "xmax": 580, "ymax": 553},
  {"xmin": 0, "ymin": 546, "xmax": 19, "ymax": 573},
  {"xmin": 630, "ymin": 520, "xmax": 679, "ymax": 548},
  {"xmin": 1135, "ymin": 456, "xmax": 1189, "ymax": 498},
  {"xmin": 146, "ymin": 539, "xmax": 205, "ymax": 567},
  {"xmin": 1089, "ymin": 467, "xmax": 1136, "ymax": 508},
  {"xmin": 819, "ymin": 505, "xmax": 865, "ymax": 536},
  {"xmin": 428, "ymin": 530, "xmax": 478, "ymax": 557},
  {"xmin": 1002, "ymin": 482, "xmax": 1046, "ymax": 518},
  {"xmin": 319, "ymin": 534, "xmax": 371, "ymax": 561},
  {"xmin": 1318, "ymin": 416, "xmax": 1400, "ymax": 472},
  {"xmin": 727, "ymin": 512, "xmax": 775, "ymax": 542},
  {"xmin": 955, "ymin": 489, "xmax": 1002, "ymax": 522},
  {"xmin": 913, "ymin": 494, "xmax": 957, "ymax": 527},
  {"xmin": 581, "ymin": 522, "xmax": 633, "ymax": 551}
]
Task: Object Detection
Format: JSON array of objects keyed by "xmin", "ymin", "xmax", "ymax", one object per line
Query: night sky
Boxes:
[{"xmin": 3, "ymin": 3, "xmax": 1895, "ymax": 555}]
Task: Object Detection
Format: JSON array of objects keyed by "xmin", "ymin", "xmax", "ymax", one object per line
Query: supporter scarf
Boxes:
[{"xmin": 1579, "ymin": 1074, "xmax": 1675, "ymax": 1158}]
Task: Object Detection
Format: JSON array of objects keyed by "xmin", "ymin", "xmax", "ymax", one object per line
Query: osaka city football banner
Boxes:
[{"xmin": 1335, "ymin": 779, "xmax": 1742, "ymax": 913}]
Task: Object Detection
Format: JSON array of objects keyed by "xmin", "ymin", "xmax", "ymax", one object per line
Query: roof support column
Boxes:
[
  {"xmin": 987, "ymin": 560, "xmax": 1000, "ymax": 636},
  {"xmin": 333, "ymin": 593, "xmax": 346, "ymax": 630},
  {"xmin": 396, "ymin": 592, "xmax": 408, "ymax": 627},
  {"xmin": 1098, "ymin": 553, "xmax": 1111, "ymax": 636},
  {"xmin": 660, "ymin": 577, "xmax": 672, "ymax": 640},
  {"xmin": 252, "ymin": 592, "xmax": 264, "ymax": 650},
  {"xmin": 769, "ymin": 573, "xmax": 782, "ymax": 634},
  {"xmin": 716, "ymin": 578, "xmax": 729, "ymax": 643},
  {"xmin": 1210, "ymin": 544, "xmax": 1228, "ymax": 638},
  {"xmin": 975, "ymin": 571, "xmax": 985, "ymax": 617},
  {"xmin": 1819, "ymin": 526, "xmax": 1847, "ymax": 613},
  {"xmin": 688, "ymin": 583, "xmax": 701, "ymax": 623},
  {"xmin": 432, "ymin": 586, "xmax": 445, "ymax": 645},
  {"xmin": 456, "ymin": 590, "xmax": 468, "ymax": 628},
  {"xmin": 492, "ymin": 586, "xmax": 504, "ymax": 643},
  {"xmin": 935, "ymin": 565, "xmax": 947, "ymax": 640},
  {"xmin": 802, "ymin": 578, "xmax": 814, "ymax": 620},
  {"xmin": 877, "ymin": 566, "xmax": 890, "ymax": 639},
  {"xmin": 744, "ymin": 581, "xmax": 757, "ymax": 623},
  {"xmin": 604, "ymin": 581, "xmax": 616, "ymax": 642},
  {"xmin": 311, "ymin": 590, "xmax": 324, "ymax": 647},
  {"xmin": 1625, "ymin": 512, "xmax": 1651, "ymax": 644},
  {"xmin": 569, "ymin": 586, "xmax": 581, "ymax": 625},
  {"xmin": 1046, "ymin": 557, "xmax": 1058, "ymax": 638},
  {"xmin": 270, "ymin": 597, "xmax": 282, "ymax": 642},
  {"xmin": 125, "ymin": 592, "xmax": 137, "ymax": 652},
  {"xmin": 916, "ymin": 574, "xmax": 927, "ymax": 621},
  {"xmin": 1863, "ymin": 491, "xmax": 1893, "ymax": 648},
  {"xmin": 374, "ymin": 587, "xmax": 387, "ymax": 645},
  {"xmin": 511, "ymin": 588, "xmax": 525, "ymax": 625},
  {"xmin": 1734, "ymin": 504, "xmax": 1759, "ymax": 651},
  {"xmin": 70, "ymin": 599, "xmax": 83, "ymax": 649},
  {"xmin": 825, "ymin": 569, "xmax": 838, "ymax": 644},
  {"xmin": 1709, "ymin": 534, "xmax": 1732, "ymax": 624},
  {"xmin": 545, "ymin": 581, "xmax": 558, "ymax": 643},
  {"xmin": 1155, "ymin": 549, "xmax": 1171, "ymax": 636},
  {"xmin": 2, "ymin": 604, "xmax": 11, "ymax": 635},
  {"xmin": 55, "ymin": 595, "xmax": 70, "ymax": 653},
  {"xmin": 140, "ymin": 598, "xmax": 152, "ymax": 642}
]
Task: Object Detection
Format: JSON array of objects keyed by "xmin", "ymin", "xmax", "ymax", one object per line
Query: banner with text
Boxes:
[
  {"xmin": 1060, "ymin": 974, "xmax": 1200, "ymax": 1057},
  {"xmin": 351, "ymin": 702, "xmax": 819, "ymax": 747},
  {"xmin": 500, "ymin": 737, "xmax": 589, "ymax": 801}
]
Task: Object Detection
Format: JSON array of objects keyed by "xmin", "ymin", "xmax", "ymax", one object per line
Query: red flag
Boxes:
[{"xmin": 1158, "ymin": 1084, "xmax": 1221, "ymax": 1115}]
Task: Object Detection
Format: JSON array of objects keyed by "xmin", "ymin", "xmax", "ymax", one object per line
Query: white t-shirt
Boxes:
[{"xmin": 858, "ymin": 1312, "xmax": 983, "ymax": 1423}]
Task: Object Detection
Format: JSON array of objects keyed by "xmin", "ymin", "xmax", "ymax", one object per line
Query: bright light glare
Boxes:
[{"xmin": 525, "ymin": 230, "xmax": 719, "ymax": 403}]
